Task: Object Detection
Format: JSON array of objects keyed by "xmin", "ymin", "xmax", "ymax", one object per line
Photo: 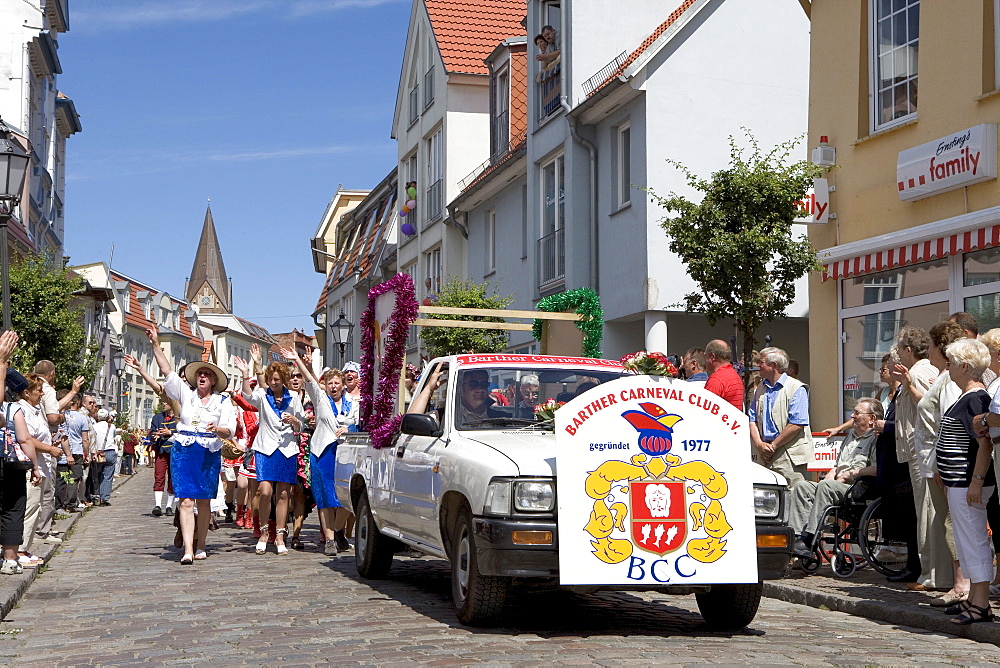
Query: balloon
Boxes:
[
  {"xmin": 399, "ymin": 208, "xmax": 408, "ymax": 217},
  {"xmin": 400, "ymin": 223, "xmax": 415, "ymax": 236},
  {"xmin": 406, "ymin": 199, "xmax": 417, "ymax": 210},
  {"xmin": 401, "ymin": 205, "xmax": 410, "ymax": 213},
  {"xmin": 407, "ymin": 186, "xmax": 417, "ymax": 199}
]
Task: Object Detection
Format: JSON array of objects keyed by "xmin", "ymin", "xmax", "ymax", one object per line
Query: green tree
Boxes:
[
  {"xmin": 419, "ymin": 278, "xmax": 514, "ymax": 358},
  {"xmin": 5, "ymin": 254, "xmax": 101, "ymax": 386},
  {"xmin": 648, "ymin": 132, "xmax": 822, "ymax": 380}
]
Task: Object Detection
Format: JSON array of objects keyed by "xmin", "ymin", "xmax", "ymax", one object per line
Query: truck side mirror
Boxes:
[{"xmin": 401, "ymin": 413, "xmax": 443, "ymax": 438}]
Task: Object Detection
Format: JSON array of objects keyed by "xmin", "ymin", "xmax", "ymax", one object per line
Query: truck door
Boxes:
[{"xmin": 390, "ymin": 432, "xmax": 444, "ymax": 547}]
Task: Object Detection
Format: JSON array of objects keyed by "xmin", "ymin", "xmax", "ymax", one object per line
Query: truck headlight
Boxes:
[
  {"xmin": 484, "ymin": 481, "xmax": 512, "ymax": 515},
  {"xmin": 514, "ymin": 480, "xmax": 555, "ymax": 512},
  {"xmin": 753, "ymin": 486, "xmax": 780, "ymax": 519}
]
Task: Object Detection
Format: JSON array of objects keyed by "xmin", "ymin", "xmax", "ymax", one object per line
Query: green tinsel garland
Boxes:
[{"xmin": 532, "ymin": 287, "xmax": 604, "ymax": 358}]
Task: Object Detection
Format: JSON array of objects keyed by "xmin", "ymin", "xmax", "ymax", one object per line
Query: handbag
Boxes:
[
  {"xmin": 2, "ymin": 404, "xmax": 33, "ymax": 471},
  {"xmin": 221, "ymin": 438, "xmax": 244, "ymax": 460}
]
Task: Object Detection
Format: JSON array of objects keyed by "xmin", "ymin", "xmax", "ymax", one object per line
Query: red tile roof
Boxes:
[
  {"xmin": 110, "ymin": 270, "xmax": 203, "ymax": 348},
  {"xmin": 424, "ymin": 0, "xmax": 526, "ymax": 75},
  {"xmin": 586, "ymin": 0, "xmax": 698, "ymax": 97}
]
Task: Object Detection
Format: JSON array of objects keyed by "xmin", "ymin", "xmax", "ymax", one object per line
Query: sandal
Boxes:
[
  {"xmin": 951, "ymin": 603, "xmax": 994, "ymax": 625},
  {"xmin": 275, "ymin": 528, "xmax": 289, "ymax": 555},
  {"xmin": 290, "ymin": 537, "xmax": 304, "ymax": 551},
  {"xmin": 934, "ymin": 592, "xmax": 969, "ymax": 608},
  {"xmin": 945, "ymin": 599, "xmax": 973, "ymax": 615},
  {"xmin": 180, "ymin": 554, "xmax": 193, "ymax": 565},
  {"xmin": 254, "ymin": 540, "xmax": 267, "ymax": 555},
  {"xmin": 193, "ymin": 550, "xmax": 207, "ymax": 561}
]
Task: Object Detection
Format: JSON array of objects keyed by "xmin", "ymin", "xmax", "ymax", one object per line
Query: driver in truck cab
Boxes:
[{"xmin": 407, "ymin": 364, "xmax": 504, "ymax": 428}]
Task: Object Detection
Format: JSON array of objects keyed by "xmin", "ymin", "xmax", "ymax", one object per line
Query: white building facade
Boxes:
[{"xmin": 0, "ymin": 0, "xmax": 78, "ymax": 259}]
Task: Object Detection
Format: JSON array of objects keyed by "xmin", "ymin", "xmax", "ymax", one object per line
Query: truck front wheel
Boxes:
[
  {"xmin": 695, "ymin": 582, "xmax": 762, "ymax": 629},
  {"xmin": 355, "ymin": 493, "xmax": 394, "ymax": 579},
  {"xmin": 451, "ymin": 508, "xmax": 509, "ymax": 625}
]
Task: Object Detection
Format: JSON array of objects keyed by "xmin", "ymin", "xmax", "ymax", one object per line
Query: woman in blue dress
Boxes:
[
  {"xmin": 146, "ymin": 327, "xmax": 235, "ymax": 565},
  {"xmin": 282, "ymin": 347, "xmax": 358, "ymax": 555},
  {"xmin": 235, "ymin": 344, "xmax": 304, "ymax": 555}
]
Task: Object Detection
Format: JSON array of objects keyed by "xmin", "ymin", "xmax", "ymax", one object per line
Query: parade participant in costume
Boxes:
[
  {"xmin": 282, "ymin": 348, "xmax": 358, "ymax": 555},
  {"xmin": 343, "ymin": 361, "xmax": 363, "ymax": 406},
  {"xmin": 145, "ymin": 328, "xmax": 235, "ymax": 564},
  {"xmin": 287, "ymin": 363, "xmax": 314, "ymax": 550},
  {"xmin": 231, "ymin": 386, "xmax": 260, "ymax": 532},
  {"xmin": 235, "ymin": 344, "xmax": 304, "ymax": 556}
]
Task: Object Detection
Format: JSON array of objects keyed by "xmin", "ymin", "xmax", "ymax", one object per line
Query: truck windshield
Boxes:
[{"xmin": 454, "ymin": 367, "xmax": 622, "ymax": 430}]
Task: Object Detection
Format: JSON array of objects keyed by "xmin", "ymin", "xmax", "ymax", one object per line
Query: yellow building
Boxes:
[{"xmin": 806, "ymin": 0, "xmax": 1000, "ymax": 426}]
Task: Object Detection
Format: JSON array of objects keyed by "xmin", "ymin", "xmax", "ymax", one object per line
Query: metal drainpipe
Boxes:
[{"xmin": 557, "ymin": 6, "xmax": 598, "ymax": 291}]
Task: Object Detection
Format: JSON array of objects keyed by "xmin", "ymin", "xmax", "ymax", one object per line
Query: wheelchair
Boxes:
[{"xmin": 796, "ymin": 476, "xmax": 910, "ymax": 578}]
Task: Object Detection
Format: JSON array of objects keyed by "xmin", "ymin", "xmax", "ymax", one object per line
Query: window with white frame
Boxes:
[
  {"xmin": 539, "ymin": 154, "xmax": 565, "ymax": 285},
  {"xmin": 423, "ymin": 248, "xmax": 442, "ymax": 299},
  {"xmin": 425, "ymin": 129, "xmax": 443, "ymax": 223},
  {"xmin": 837, "ymin": 248, "xmax": 1000, "ymax": 421},
  {"xmin": 485, "ymin": 209, "xmax": 496, "ymax": 273},
  {"xmin": 616, "ymin": 122, "xmax": 631, "ymax": 208},
  {"xmin": 871, "ymin": 0, "xmax": 919, "ymax": 130},
  {"xmin": 492, "ymin": 65, "xmax": 510, "ymax": 157}
]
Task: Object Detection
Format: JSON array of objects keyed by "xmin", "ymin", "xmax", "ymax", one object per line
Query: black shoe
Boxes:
[
  {"xmin": 151, "ymin": 506, "xmax": 162, "ymax": 517},
  {"xmin": 887, "ymin": 569, "xmax": 920, "ymax": 583},
  {"xmin": 334, "ymin": 529, "xmax": 351, "ymax": 553},
  {"xmin": 792, "ymin": 538, "xmax": 813, "ymax": 559},
  {"xmin": 165, "ymin": 507, "xmax": 174, "ymax": 516}
]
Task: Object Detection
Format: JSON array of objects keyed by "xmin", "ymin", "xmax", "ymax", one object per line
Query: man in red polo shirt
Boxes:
[{"xmin": 704, "ymin": 339, "xmax": 744, "ymax": 411}]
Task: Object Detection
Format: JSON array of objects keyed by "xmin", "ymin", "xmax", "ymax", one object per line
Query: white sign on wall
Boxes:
[
  {"xmin": 555, "ymin": 375, "xmax": 757, "ymax": 586},
  {"xmin": 793, "ymin": 178, "xmax": 830, "ymax": 224},
  {"xmin": 897, "ymin": 124, "xmax": 998, "ymax": 201},
  {"xmin": 809, "ymin": 434, "xmax": 843, "ymax": 472}
]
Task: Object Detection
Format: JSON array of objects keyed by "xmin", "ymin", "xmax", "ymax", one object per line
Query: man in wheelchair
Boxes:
[{"xmin": 792, "ymin": 398, "xmax": 883, "ymax": 558}]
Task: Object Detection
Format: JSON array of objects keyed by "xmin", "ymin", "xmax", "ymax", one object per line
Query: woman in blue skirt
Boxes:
[
  {"xmin": 146, "ymin": 327, "xmax": 235, "ymax": 565},
  {"xmin": 235, "ymin": 345, "xmax": 304, "ymax": 555},
  {"xmin": 282, "ymin": 347, "xmax": 358, "ymax": 555}
]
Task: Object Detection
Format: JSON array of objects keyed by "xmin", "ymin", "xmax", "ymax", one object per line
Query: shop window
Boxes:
[
  {"xmin": 841, "ymin": 257, "xmax": 947, "ymax": 309},
  {"xmin": 840, "ymin": 300, "xmax": 949, "ymax": 420},
  {"xmin": 964, "ymin": 247, "xmax": 1000, "ymax": 286}
]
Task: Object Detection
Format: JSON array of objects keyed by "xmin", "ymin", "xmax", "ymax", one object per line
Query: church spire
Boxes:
[{"xmin": 185, "ymin": 204, "xmax": 232, "ymax": 313}]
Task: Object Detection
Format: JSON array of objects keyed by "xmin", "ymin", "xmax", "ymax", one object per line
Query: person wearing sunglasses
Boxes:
[{"xmin": 458, "ymin": 370, "xmax": 505, "ymax": 427}]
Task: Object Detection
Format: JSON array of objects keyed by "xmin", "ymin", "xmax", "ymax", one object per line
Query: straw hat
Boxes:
[{"xmin": 183, "ymin": 361, "xmax": 228, "ymax": 393}]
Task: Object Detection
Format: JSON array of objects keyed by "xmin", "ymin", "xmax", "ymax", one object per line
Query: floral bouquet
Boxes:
[
  {"xmin": 619, "ymin": 350, "xmax": 678, "ymax": 377},
  {"xmin": 534, "ymin": 398, "xmax": 566, "ymax": 424}
]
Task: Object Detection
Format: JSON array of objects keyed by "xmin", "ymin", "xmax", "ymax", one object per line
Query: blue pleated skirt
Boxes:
[
  {"xmin": 254, "ymin": 449, "xmax": 298, "ymax": 485},
  {"xmin": 169, "ymin": 442, "xmax": 221, "ymax": 500},
  {"xmin": 310, "ymin": 445, "xmax": 342, "ymax": 510}
]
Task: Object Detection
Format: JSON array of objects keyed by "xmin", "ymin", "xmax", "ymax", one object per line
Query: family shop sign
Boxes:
[{"xmin": 897, "ymin": 124, "xmax": 997, "ymax": 201}]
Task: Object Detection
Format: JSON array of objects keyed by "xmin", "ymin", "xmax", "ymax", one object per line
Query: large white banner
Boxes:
[
  {"xmin": 556, "ymin": 375, "xmax": 757, "ymax": 585},
  {"xmin": 371, "ymin": 291, "xmax": 396, "ymax": 393}
]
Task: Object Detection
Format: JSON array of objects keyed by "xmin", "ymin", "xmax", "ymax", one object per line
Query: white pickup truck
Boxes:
[{"xmin": 335, "ymin": 354, "xmax": 792, "ymax": 627}]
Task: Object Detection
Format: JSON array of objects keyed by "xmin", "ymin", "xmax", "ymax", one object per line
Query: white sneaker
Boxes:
[
  {"xmin": 76, "ymin": 503, "xmax": 88, "ymax": 509},
  {"xmin": 0, "ymin": 560, "xmax": 23, "ymax": 575},
  {"xmin": 42, "ymin": 534, "xmax": 63, "ymax": 544}
]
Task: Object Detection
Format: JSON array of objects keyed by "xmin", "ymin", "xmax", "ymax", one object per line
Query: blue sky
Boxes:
[{"xmin": 60, "ymin": 0, "xmax": 411, "ymax": 335}]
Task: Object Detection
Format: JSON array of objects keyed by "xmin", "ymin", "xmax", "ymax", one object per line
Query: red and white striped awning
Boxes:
[{"xmin": 822, "ymin": 224, "xmax": 1000, "ymax": 281}]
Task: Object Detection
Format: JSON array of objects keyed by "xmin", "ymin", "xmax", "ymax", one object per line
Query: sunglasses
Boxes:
[
  {"xmin": 291, "ymin": 373, "xmax": 303, "ymax": 378},
  {"xmin": 464, "ymin": 380, "xmax": 489, "ymax": 389}
]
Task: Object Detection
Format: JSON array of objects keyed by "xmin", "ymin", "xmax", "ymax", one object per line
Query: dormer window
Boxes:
[{"xmin": 492, "ymin": 64, "xmax": 510, "ymax": 158}]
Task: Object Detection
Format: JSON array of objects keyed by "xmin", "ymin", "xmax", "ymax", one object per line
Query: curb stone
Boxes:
[
  {"xmin": 764, "ymin": 579, "xmax": 1000, "ymax": 646},
  {"xmin": 0, "ymin": 470, "xmax": 139, "ymax": 621}
]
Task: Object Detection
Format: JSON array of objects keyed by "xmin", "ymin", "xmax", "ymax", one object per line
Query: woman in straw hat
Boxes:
[
  {"xmin": 234, "ymin": 343, "xmax": 304, "ymax": 555},
  {"xmin": 145, "ymin": 327, "xmax": 235, "ymax": 564}
]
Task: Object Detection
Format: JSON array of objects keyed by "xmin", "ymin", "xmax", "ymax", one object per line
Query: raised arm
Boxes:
[
  {"xmin": 56, "ymin": 376, "xmax": 85, "ymax": 413},
  {"xmin": 407, "ymin": 364, "xmax": 445, "ymax": 415},
  {"xmin": 145, "ymin": 327, "xmax": 172, "ymax": 377},
  {"xmin": 233, "ymin": 355, "xmax": 254, "ymax": 399},
  {"xmin": 124, "ymin": 354, "xmax": 163, "ymax": 395},
  {"xmin": 249, "ymin": 343, "xmax": 266, "ymax": 382}
]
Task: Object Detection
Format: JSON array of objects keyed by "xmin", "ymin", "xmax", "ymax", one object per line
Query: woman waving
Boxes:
[
  {"xmin": 235, "ymin": 344, "xmax": 303, "ymax": 555},
  {"xmin": 146, "ymin": 327, "xmax": 235, "ymax": 564}
]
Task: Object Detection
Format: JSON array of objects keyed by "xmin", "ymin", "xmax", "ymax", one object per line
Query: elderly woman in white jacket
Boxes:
[
  {"xmin": 235, "ymin": 344, "xmax": 303, "ymax": 555},
  {"xmin": 281, "ymin": 347, "xmax": 358, "ymax": 555}
]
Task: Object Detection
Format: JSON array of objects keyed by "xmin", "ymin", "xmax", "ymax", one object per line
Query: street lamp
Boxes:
[
  {"xmin": 329, "ymin": 310, "xmax": 354, "ymax": 368},
  {"xmin": 0, "ymin": 120, "xmax": 30, "ymax": 333},
  {"xmin": 111, "ymin": 348, "xmax": 125, "ymax": 415}
]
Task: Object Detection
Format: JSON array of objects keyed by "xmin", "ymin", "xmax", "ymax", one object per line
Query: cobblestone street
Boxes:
[{"xmin": 0, "ymin": 468, "xmax": 998, "ymax": 666}]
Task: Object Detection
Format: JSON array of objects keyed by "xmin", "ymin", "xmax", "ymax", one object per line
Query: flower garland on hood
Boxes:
[{"xmin": 359, "ymin": 273, "xmax": 419, "ymax": 449}]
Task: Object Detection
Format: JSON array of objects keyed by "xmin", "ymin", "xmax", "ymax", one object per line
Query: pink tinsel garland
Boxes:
[{"xmin": 358, "ymin": 273, "xmax": 418, "ymax": 449}]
